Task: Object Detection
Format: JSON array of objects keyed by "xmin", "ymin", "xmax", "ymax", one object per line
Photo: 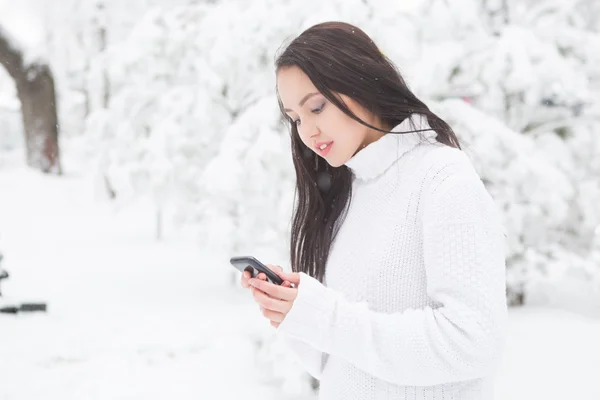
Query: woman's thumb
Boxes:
[
  {"xmin": 266, "ymin": 264, "xmax": 300, "ymax": 284},
  {"xmin": 266, "ymin": 264, "xmax": 283, "ymax": 273},
  {"xmin": 279, "ymin": 271, "xmax": 300, "ymax": 284}
]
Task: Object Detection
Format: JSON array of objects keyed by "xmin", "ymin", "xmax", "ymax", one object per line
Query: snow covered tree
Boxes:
[
  {"xmin": 202, "ymin": 96, "xmax": 295, "ymax": 284},
  {"xmin": 78, "ymin": 0, "xmax": 600, "ymax": 303},
  {"xmin": 83, "ymin": 4, "xmax": 235, "ymax": 238},
  {"xmin": 84, "ymin": 0, "xmax": 312, "ymax": 239},
  {"xmin": 0, "ymin": 26, "xmax": 60, "ymax": 174}
]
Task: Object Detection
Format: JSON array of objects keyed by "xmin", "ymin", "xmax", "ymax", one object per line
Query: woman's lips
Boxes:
[{"xmin": 316, "ymin": 141, "xmax": 333, "ymax": 157}]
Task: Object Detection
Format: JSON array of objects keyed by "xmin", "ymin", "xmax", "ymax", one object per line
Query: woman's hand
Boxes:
[{"xmin": 240, "ymin": 264, "xmax": 300, "ymax": 328}]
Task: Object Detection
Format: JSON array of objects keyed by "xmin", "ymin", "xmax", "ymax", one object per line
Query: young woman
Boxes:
[{"xmin": 241, "ymin": 21, "xmax": 508, "ymax": 400}]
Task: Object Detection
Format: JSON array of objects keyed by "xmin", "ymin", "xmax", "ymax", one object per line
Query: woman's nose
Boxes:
[{"xmin": 300, "ymin": 123, "xmax": 320, "ymax": 143}]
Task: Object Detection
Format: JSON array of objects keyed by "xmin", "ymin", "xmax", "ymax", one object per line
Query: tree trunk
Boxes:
[{"xmin": 0, "ymin": 29, "xmax": 61, "ymax": 174}]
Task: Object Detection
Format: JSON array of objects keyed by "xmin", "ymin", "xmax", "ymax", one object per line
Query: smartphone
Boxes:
[{"xmin": 230, "ymin": 256, "xmax": 296, "ymax": 289}]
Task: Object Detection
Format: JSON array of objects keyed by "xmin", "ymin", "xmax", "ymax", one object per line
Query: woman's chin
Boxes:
[{"xmin": 327, "ymin": 158, "xmax": 344, "ymax": 168}]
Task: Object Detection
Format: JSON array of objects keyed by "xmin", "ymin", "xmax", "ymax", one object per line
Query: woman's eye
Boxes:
[
  {"xmin": 290, "ymin": 103, "xmax": 324, "ymax": 127},
  {"xmin": 311, "ymin": 103, "xmax": 325, "ymax": 114}
]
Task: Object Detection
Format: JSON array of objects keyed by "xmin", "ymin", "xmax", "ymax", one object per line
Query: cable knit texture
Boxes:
[{"xmin": 276, "ymin": 114, "xmax": 508, "ymax": 400}]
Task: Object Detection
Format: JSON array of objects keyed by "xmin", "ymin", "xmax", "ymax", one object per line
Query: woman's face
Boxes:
[{"xmin": 277, "ymin": 66, "xmax": 385, "ymax": 167}]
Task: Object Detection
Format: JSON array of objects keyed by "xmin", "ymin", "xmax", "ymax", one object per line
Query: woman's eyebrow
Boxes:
[{"xmin": 284, "ymin": 92, "xmax": 319, "ymax": 112}]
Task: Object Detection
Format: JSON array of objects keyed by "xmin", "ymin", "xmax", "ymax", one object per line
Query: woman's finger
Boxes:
[
  {"xmin": 265, "ymin": 264, "xmax": 295, "ymax": 283},
  {"xmin": 251, "ymin": 286, "xmax": 288, "ymax": 313},
  {"xmin": 252, "ymin": 283, "xmax": 286, "ymax": 301},
  {"xmin": 266, "ymin": 264, "xmax": 283, "ymax": 273},
  {"xmin": 241, "ymin": 270, "xmax": 251, "ymax": 288},
  {"xmin": 278, "ymin": 271, "xmax": 300, "ymax": 285},
  {"xmin": 261, "ymin": 307, "xmax": 285, "ymax": 323},
  {"xmin": 249, "ymin": 278, "xmax": 297, "ymax": 301}
]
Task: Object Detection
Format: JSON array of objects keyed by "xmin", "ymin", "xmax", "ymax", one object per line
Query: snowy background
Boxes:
[{"xmin": 1, "ymin": 0, "xmax": 599, "ymax": 399}]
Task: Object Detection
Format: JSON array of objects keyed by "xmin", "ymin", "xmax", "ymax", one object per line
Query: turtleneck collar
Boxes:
[{"xmin": 344, "ymin": 114, "xmax": 438, "ymax": 181}]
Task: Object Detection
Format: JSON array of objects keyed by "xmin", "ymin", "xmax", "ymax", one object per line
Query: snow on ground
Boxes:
[
  {"xmin": 495, "ymin": 307, "xmax": 600, "ymax": 400},
  {"xmin": 0, "ymin": 164, "xmax": 599, "ymax": 400},
  {"xmin": 0, "ymin": 165, "xmax": 311, "ymax": 400}
]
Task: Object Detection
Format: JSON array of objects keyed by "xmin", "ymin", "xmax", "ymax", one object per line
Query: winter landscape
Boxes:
[{"xmin": 1, "ymin": 0, "xmax": 599, "ymax": 399}]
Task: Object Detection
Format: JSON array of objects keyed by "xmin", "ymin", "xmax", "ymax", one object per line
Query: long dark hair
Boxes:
[{"xmin": 275, "ymin": 22, "xmax": 461, "ymax": 283}]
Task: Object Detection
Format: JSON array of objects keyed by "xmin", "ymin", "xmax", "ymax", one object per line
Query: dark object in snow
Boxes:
[
  {"xmin": 0, "ymin": 251, "xmax": 9, "ymax": 296},
  {"xmin": 1, "ymin": 303, "xmax": 47, "ymax": 314},
  {"xmin": 0, "ymin": 252, "xmax": 48, "ymax": 314},
  {"xmin": 19, "ymin": 303, "xmax": 47, "ymax": 312},
  {"xmin": 0, "ymin": 270, "xmax": 8, "ymax": 297},
  {"xmin": 0, "ymin": 306, "xmax": 18, "ymax": 314}
]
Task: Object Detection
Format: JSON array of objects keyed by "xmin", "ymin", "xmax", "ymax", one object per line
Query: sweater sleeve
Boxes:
[{"xmin": 276, "ymin": 166, "xmax": 508, "ymax": 387}]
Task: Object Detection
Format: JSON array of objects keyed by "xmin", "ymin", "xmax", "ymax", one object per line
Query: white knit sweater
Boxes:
[{"xmin": 276, "ymin": 114, "xmax": 508, "ymax": 400}]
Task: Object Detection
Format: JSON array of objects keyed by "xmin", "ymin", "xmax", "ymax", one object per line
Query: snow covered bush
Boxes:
[
  {"xmin": 434, "ymin": 99, "xmax": 600, "ymax": 305},
  {"xmin": 397, "ymin": 0, "xmax": 600, "ymax": 304},
  {"xmin": 77, "ymin": 0, "xmax": 600, "ymax": 303}
]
